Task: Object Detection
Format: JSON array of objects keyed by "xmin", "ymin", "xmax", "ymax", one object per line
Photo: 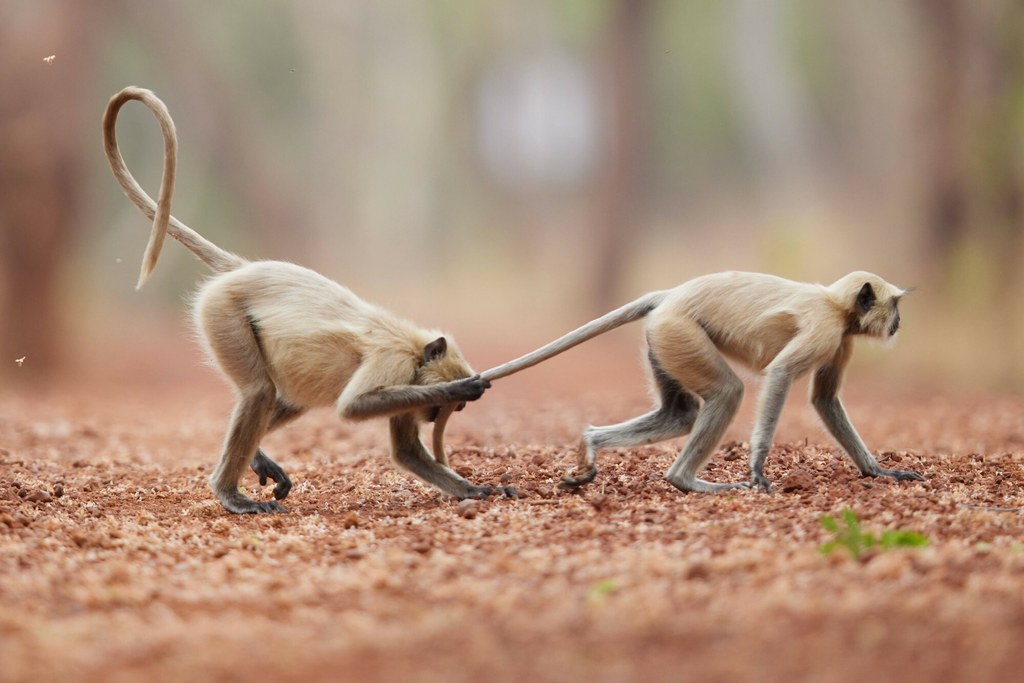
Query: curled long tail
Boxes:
[
  {"xmin": 480, "ymin": 290, "xmax": 669, "ymax": 382},
  {"xmin": 103, "ymin": 87, "xmax": 245, "ymax": 288}
]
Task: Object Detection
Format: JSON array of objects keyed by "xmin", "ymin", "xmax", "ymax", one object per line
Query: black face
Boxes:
[{"xmin": 888, "ymin": 306, "xmax": 901, "ymax": 336}]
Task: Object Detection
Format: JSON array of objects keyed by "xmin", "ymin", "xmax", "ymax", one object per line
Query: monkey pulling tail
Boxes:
[{"xmin": 479, "ymin": 291, "xmax": 668, "ymax": 382}]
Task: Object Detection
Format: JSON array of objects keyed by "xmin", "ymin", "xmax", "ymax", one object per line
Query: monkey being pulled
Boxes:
[
  {"xmin": 479, "ymin": 271, "xmax": 924, "ymax": 493},
  {"xmin": 104, "ymin": 87, "xmax": 515, "ymax": 513}
]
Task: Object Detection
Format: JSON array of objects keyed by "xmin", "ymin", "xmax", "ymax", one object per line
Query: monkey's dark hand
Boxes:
[
  {"xmin": 874, "ymin": 467, "xmax": 925, "ymax": 483},
  {"xmin": 750, "ymin": 473, "xmax": 772, "ymax": 493},
  {"xmin": 446, "ymin": 375, "xmax": 492, "ymax": 403},
  {"xmin": 251, "ymin": 449, "xmax": 293, "ymax": 500}
]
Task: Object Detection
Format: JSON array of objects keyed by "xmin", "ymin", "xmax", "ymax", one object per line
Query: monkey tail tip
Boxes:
[
  {"xmin": 134, "ymin": 235, "xmax": 164, "ymax": 290},
  {"xmin": 135, "ymin": 265, "xmax": 154, "ymax": 290}
]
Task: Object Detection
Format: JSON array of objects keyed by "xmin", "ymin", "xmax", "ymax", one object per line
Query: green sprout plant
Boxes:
[{"xmin": 819, "ymin": 508, "xmax": 929, "ymax": 560}]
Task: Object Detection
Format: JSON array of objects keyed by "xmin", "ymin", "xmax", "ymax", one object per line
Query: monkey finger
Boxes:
[
  {"xmin": 273, "ymin": 478, "xmax": 293, "ymax": 501},
  {"xmin": 879, "ymin": 468, "xmax": 925, "ymax": 482},
  {"xmin": 559, "ymin": 467, "xmax": 598, "ymax": 489},
  {"xmin": 451, "ymin": 378, "xmax": 490, "ymax": 402},
  {"xmin": 251, "ymin": 449, "xmax": 292, "ymax": 498}
]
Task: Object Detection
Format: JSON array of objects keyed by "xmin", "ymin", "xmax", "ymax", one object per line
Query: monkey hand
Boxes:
[
  {"xmin": 251, "ymin": 449, "xmax": 293, "ymax": 500},
  {"xmin": 874, "ymin": 467, "xmax": 925, "ymax": 483},
  {"xmin": 750, "ymin": 473, "xmax": 772, "ymax": 493},
  {"xmin": 446, "ymin": 375, "xmax": 492, "ymax": 403}
]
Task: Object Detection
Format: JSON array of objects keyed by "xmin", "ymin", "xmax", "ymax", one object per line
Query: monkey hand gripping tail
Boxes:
[
  {"xmin": 103, "ymin": 86, "xmax": 515, "ymax": 513},
  {"xmin": 474, "ymin": 271, "xmax": 925, "ymax": 494}
]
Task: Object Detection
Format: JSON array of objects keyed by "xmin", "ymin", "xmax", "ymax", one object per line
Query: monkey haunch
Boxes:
[
  {"xmin": 104, "ymin": 87, "xmax": 514, "ymax": 513},
  {"xmin": 482, "ymin": 271, "xmax": 925, "ymax": 493}
]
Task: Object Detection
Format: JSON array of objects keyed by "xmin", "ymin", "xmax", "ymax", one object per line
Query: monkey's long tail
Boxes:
[
  {"xmin": 480, "ymin": 290, "xmax": 669, "ymax": 382},
  {"xmin": 103, "ymin": 87, "xmax": 245, "ymax": 289}
]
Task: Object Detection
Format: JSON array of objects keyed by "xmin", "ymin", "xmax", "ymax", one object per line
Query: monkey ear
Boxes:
[
  {"xmin": 856, "ymin": 283, "xmax": 876, "ymax": 312},
  {"xmin": 423, "ymin": 337, "xmax": 448, "ymax": 364}
]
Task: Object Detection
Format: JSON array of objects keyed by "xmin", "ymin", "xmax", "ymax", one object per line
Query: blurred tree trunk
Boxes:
[
  {"xmin": 592, "ymin": 0, "xmax": 652, "ymax": 312},
  {"xmin": 917, "ymin": 0, "xmax": 1024, "ymax": 385},
  {"xmin": 917, "ymin": 0, "xmax": 968, "ymax": 276},
  {"xmin": 918, "ymin": 0, "xmax": 1024, "ymax": 278},
  {"xmin": 0, "ymin": 3, "xmax": 97, "ymax": 384},
  {"xmin": 970, "ymin": 0, "xmax": 1024, "ymax": 385},
  {"xmin": 122, "ymin": 2, "xmax": 308, "ymax": 262}
]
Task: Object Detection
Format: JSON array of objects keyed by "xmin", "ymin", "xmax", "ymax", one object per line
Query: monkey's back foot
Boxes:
[
  {"xmin": 558, "ymin": 466, "xmax": 597, "ymax": 490},
  {"xmin": 463, "ymin": 485, "xmax": 519, "ymax": 500},
  {"xmin": 217, "ymin": 490, "xmax": 289, "ymax": 514},
  {"xmin": 874, "ymin": 467, "xmax": 925, "ymax": 483},
  {"xmin": 666, "ymin": 475, "xmax": 750, "ymax": 494},
  {"xmin": 251, "ymin": 449, "xmax": 292, "ymax": 500}
]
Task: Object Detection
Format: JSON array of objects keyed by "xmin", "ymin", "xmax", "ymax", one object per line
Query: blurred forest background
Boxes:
[{"xmin": 0, "ymin": 0, "xmax": 1022, "ymax": 395}]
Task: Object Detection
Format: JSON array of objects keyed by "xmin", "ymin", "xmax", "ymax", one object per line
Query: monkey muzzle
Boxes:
[{"xmin": 888, "ymin": 311, "xmax": 900, "ymax": 336}]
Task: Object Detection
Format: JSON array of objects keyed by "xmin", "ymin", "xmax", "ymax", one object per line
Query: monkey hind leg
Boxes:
[
  {"xmin": 210, "ymin": 387, "xmax": 285, "ymax": 513},
  {"xmin": 197, "ymin": 286, "xmax": 290, "ymax": 513},
  {"xmin": 249, "ymin": 400, "xmax": 306, "ymax": 501},
  {"xmin": 561, "ymin": 355, "xmax": 701, "ymax": 489},
  {"xmin": 664, "ymin": 380, "xmax": 749, "ymax": 494},
  {"xmin": 648, "ymin": 317, "xmax": 748, "ymax": 494}
]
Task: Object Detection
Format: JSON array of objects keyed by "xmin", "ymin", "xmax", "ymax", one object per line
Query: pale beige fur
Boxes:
[
  {"xmin": 482, "ymin": 271, "xmax": 923, "ymax": 493},
  {"xmin": 103, "ymin": 86, "xmax": 512, "ymax": 514}
]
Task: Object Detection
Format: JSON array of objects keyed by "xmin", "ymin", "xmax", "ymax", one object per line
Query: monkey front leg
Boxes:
[
  {"xmin": 340, "ymin": 376, "xmax": 490, "ymax": 421},
  {"xmin": 811, "ymin": 375, "xmax": 924, "ymax": 484},
  {"xmin": 748, "ymin": 367, "xmax": 794, "ymax": 492},
  {"xmin": 389, "ymin": 415, "xmax": 517, "ymax": 500}
]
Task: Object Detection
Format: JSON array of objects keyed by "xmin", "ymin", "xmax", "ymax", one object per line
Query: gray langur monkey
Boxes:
[
  {"xmin": 103, "ymin": 86, "xmax": 514, "ymax": 514},
  {"xmin": 480, "ymin": 271, "xmax": 925, "ymax": 493}
]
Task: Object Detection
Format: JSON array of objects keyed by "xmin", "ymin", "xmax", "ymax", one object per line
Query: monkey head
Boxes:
[
  {"xmin": 831, "ymin": 271, "xmax": 906, "ymax": 339},
  {"xmin": 416, "ymin": 335, "xmax": 474, "ymax": 422}
]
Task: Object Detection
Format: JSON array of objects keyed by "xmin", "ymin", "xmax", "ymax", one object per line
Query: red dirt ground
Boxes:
[{"xmin": 2, "ymin": 370, "xmax": 1023, "ymax": 683}]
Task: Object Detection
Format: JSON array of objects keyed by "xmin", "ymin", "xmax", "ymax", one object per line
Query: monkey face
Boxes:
[{"xmin": 834, "ymin": 272, "xmax": 906, "ymax": 339}]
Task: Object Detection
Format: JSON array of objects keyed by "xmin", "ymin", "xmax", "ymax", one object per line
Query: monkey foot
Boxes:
[
  {"xmin": 749, "ymin": 473, "xmax": 773, "ymax": 493},
  {"xmin": 558, "ymin": 467, "xmax": 597, "ymax": 489},
  {"xmin": 666, "ymin": 476, "xmax": 750, "ymax": 494},
  {"xmin": 251, "ymin": 449, "xmax": 292, "ymax": 500},
  {"xmin": 218, "ymin": 491, "xmax": 289, "ymax": 514},
  {"xmin": 464, "ymin": 485, "xmax": 519, "ymax": 500},
  {"xmin": 875, "ymin": 467, "xmax": 925, "ymax": 483}
]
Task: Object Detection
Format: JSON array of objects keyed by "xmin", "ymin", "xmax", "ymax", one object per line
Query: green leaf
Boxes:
[
  {"xmin": 589, "ymin": 579, "xmax": 620, "ymax": 598},
  {"xmin": 842, "ymin": 508, "xmax": 861, "ymax": 534},
  {"xmin": 879, "ymin": 530, "xmax": 929, "ymax": 549}
]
